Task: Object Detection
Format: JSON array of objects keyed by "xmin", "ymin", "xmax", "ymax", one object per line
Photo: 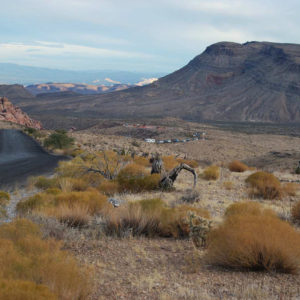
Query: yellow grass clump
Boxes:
[
  {"xmin": 117, "ymin": 163, "xmax": 160, "ymax": 193},
  {"xmin": 162, "ymin": 156, "xmax": 178, "ymax": 171},
  {"xmin": 17, "ymin": 190, "xmax": 109, "ymax": 227},
  {"xmin": 98, "ymin": 180, "xmax": 120, "ymax": 196},
  {"xmin": 245, "ymin": 171, "xmax": 282, "ymax": 199},
  {"xmin": 0, "ymin": 219, "xmax": 90, "ymax": 299},
  {"xmin": 282, "ymin": 182, "xmax": 300, "ymax": 197},
  {"xmin": 225, "ymin": 201, "xmax": 276, "ymax": 218},
  {"xmin": 0, "ymin": 191, "xmax": 10, "ymax": 206},
  {"xmin": 228, "ymin": 160, "xmax": 248, "ymax": 172},
  {"xmin": 223, "ymin": 181, "xmax": 234, "ymax": 190},
  {"xmin": 105, "ymin": 198, "xmax": 210, "ymax": 238},
  {"xmin": 203, "ymin": 165, "xmax": 220, "ymax": 180},
  {"xmin": 206, "ymin": 204, "xmax": 300, "ymax": 274}
]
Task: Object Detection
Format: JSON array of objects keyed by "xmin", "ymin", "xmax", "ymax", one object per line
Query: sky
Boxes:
[{"xmin": 0, "ymin": 0, "xmax": 300, "ymax": 73}]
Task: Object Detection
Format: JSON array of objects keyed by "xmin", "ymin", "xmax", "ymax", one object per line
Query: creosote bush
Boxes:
[
  {"xmin": 206, "ymin": 202, "xmax": 300, "ymax": 274},
  {"xmin": 228, "ymin": 160, "xmax": 248, "ymax": 172},
  {"xmin": 245, "ymin": 171, "xmax": 282, "ymax": 199},
  {"xmin": 202, "ymin": 165, "xmax": 220, "ymax": 180},
  {"xmin": 105, "ymin": 198, "xmax": 209, "ymax": 238},
  {"xmin": 0, "ymin": 219, "xmax": 90, "ymax": 299},
  {"xmin": 44, "ymin": 129, "xmax": 74, "ymax": 150}
]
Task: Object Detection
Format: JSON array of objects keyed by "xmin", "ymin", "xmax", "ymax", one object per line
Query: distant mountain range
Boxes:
[
  {"xmin": 1, "ymin": 41, "xmax": 300, "ymax": 127},
  {"xmin": 0, "ymin": 63, "xmax": 164, "ymax": 85},
  {"xmin": 26, "ymin": 80, "xmax": 158, "ymax": 96}
]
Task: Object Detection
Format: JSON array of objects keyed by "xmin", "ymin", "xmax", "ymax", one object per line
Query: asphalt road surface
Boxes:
[{"xmin": 0, "ymin": 129, "xmax": 66, "ymax": 188}]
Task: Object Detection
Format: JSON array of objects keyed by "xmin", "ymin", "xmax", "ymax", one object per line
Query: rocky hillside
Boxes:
[
  {"xmin": 3, "ymin": 41, "xmax": 300, "ymax": 124},
  {"xmin": 0, "ymin": 97, "xmax": 42, "ymax": 129}
]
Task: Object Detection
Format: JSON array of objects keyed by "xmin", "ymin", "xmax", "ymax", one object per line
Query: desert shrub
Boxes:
[
  {"xmin": 49, "ymin": 203, "xmax": 91, "ymax": 228},
  {"xmin": 223, "ymin": 181, "xmax": 234, "ymax": 190},
  {"xmin": 54, "ymin": 190, "xmax": 108, "ymax": 215},
  {"xmin": 133, "ymin": 156, "xmax": 151, "ymax": 167},
  {"xmin": 225, "ymin": 201, "xmax": 276, "ymax": 218},
  {"xmin": 246, "ymin": 171, "xmax": 282, "ymax": 199},
  {"xmin": 24, "ymin": 127, "xmax": 43, "ymax": 139},
  {"xmin": 282, "ymin": 182, "xmax": 300, "ymax": 196},
  {"xmin": 0, "ymin": 279, "xmax": 56, "ymax": 300},
  {"xmin": 162, "ymin": 156, "xmax": 178, "ymax": 171},
  {"xmin": 56, "ymin": 158, "xmax": 87, "ymax": 178},
  {"xmin": 0, "ymin": 219, "xmax": 90, "ymax": 298},
  {"xmin": 0, "ymin": 191, "xmax": 10, "ymax": 206},
  {"xmin": 206, "ymin": 211, "xmax": 300, "ymax": 274},
  {"xmin": 44, "ymin": 130, "xmax": 74, "ymax": 149},
  {"xmin": 117, "ymin": 163, "xmax": 160, "ymax": 193},
  {"xmin": 292, "ymin": 201, "xmax": 300, "ymax": 224},
  {"xmin": 105, "ymin": 198, "xmax": 209, "ymax": 238},
  {"xmin": 34, "ymin": 176, "xmax": 59, "ymax": 190},
  {"xmin": 17, "ymin": 194, "xmax": 49, "ymax": 214},
  {"xmin": 203, "ymin": 165, "xmax": 220, "ymax": 180},
  {"xmin": 98, "ymin": 180, "xmax": 120, "ymax": 196},
  {"xmin": 177, "ymin": 158, "xmax": 199, "ymax": 168},
  {"xmin": 45, "ymin": 188, "xmax": 61, "ymax": 195},
  {"xmin": 180, "ymin": 189, "xmax": 201, "ymax": 203},
  {"xmin": 58, "ymin": 177, "xmax": 89, "ymax": 192},
  {"xmin": 88, "ymin": 150, "xmax": 131, "ymax": 180},
  {"xmin": 228, "ymin": 160, "xmax": 248, "ymax": 172}
]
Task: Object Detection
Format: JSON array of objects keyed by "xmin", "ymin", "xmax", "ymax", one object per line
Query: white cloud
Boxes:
[{"xmin": 0, "ymin": 41, "xmax": 154, "ymax": 59}]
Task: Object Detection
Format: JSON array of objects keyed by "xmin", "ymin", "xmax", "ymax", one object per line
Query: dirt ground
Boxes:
[{"xmin": 3, "ymin": 119, "xmax": 300, "ymax": 299}]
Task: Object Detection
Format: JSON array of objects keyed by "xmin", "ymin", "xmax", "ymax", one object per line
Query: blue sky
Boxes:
[{"xmin": 0, "ymin": 0, "xmax": 300, "ymax": 73}]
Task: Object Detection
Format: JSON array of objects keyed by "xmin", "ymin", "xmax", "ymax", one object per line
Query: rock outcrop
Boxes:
[{"xmin": 0, "ymin": 97, "xmax": 42, "ymax": 129}]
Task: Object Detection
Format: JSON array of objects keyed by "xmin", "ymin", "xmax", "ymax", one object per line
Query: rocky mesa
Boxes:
[{"xmin": 0, "ymin": 97, "xmax": 42, "ymax": 129}]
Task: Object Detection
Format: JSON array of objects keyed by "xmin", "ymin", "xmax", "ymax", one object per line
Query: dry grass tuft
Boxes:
[
  {"xmin": 117, "ymin": 163, "xmax": 160, "ymax": 193},
  {"xmin": 292, "ymin": 201, "xmax": 300, "ymax": 224},
  {"xmin": 202, "ymin": 165, "xmax": 220, "ymax": 180},
  {"xmin": 206, "ymin": 206, "xmax": 300, "ymax": 274},
  {"xmin": 225, "ymin": 201, "xmax": 276, "ymax": 218},
  {"xmin": 282, "ymin": 182, "xmax": 300, "ymax": 197},
  {"xmin": 0, "ymin": 219, "xmax": 90, "ymax": 299},
  {"xmin": 105, "ymin": 198, "xmax": 209, "ymax": 238},
  {"xmin": 245, "ymin": 171, "xmax": 282, "ymax": 199},
  {"xmin": 49, "ymin": 203, "xmax": 91, "ymax": 228},
  {"xmin": 223, "ymin": 181, "xmax": 234, "ymax": 190},
  {"xmin": 228, "ymin": 160, "xmax": 249, "ymax": 172},
  {"xmin": 0, "ymin": 191, "xmax": 10, "ymax": 206},
  {"xmin": 0, "ymin": 279, "xmax": 56, "ymax": 300}
]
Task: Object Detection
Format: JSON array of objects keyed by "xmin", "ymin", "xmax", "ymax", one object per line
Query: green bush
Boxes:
[{"xmin": 44, "ymin": 130, "xmax": 74, "ymax": 149}]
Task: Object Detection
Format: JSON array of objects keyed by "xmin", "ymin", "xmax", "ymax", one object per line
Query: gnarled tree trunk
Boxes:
[{"xmin": 160, "ymin": 163, "xmax": 197, "ymax": 190}]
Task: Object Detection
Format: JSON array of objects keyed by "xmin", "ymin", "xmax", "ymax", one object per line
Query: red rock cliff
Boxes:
[{"xmin": 0, "ymin": 97, "xmax": 42, "ymax": 129}]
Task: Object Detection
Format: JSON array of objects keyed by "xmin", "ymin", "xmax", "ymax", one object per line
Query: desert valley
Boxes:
[{"xmin": 1, "ymin": 1, "xmax": 300, "ymax": 299}]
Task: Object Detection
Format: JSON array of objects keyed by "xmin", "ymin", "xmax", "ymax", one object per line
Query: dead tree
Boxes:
[
  {"xmin": 160, "ymin": 163, "xmax": 197, "ymax": 190},
  {"xmin": 150, "ymin": 153, "xmax": 163, "ymax": 174}
]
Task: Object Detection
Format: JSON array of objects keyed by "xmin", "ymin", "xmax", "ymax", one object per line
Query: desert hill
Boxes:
[{"xmin": 2, "ymin": 41, "xmax": 300, "ymax": 125}]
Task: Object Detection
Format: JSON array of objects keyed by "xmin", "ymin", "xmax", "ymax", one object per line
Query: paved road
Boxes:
[{"xmin": 0, "ymin": 129, "xmax": 66, "ymax": 188}]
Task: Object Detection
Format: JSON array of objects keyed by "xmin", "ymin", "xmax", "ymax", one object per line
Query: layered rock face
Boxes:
[
  {"xmin": 3, "ymin": 41, "xmax": 300, "ymax": 123},
  {"xmin": 0, "ymin": 97, "xmax": 42, "ymax": 129}
]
